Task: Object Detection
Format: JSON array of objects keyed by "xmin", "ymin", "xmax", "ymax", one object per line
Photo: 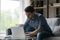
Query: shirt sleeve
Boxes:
[
  {"xmin": 24, "ymin": 19, "xmax": 35, "ymax": 32},
  {"xmin": 24, "ymin": 19, "xmax": 29, "ymax": 26},
  {"xmin": 37, "ymin": 19, "xmax": 41, "ymax": 30},
  {"xmin": 37, "ymin": 15, "xmax": 48, "ymax": 31},
  {"xmin": 24, "ymin": 19, "xmax": 29, "ymax": 32}
]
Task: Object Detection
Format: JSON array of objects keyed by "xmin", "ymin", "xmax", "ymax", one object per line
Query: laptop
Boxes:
[
  {"xmin": 6, "ymin": 24, "xmax": 32, "ymax": 40},
  {"xmin": 11, "ymin": 26, "xmax": 25, "ymax": 39},
  {"xmin": 5, "ymin": 24, "xmax": 25, "ymax": 39}
]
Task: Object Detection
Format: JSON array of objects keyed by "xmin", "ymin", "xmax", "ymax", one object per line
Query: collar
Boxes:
[{"xmin": 29, "ymin": 13, "xmax": 42, "ymax": 20}]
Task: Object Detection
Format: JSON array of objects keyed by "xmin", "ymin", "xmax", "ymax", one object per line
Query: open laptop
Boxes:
[
  {"xmin": 6, "ymin": 24, "xmax": 33, "ymax": 40},
  {"xmin": 11, "ymin": 25, "xmax": 25, "ymax": 39},
  {"xmin": 5, "ymin": 24, "xmax": 26, "ymax": 39}
]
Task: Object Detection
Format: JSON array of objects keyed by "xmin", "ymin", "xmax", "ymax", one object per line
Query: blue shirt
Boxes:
[{"xmin": 24, "ymin": 13, "xmax": 52, "ymax": 33}]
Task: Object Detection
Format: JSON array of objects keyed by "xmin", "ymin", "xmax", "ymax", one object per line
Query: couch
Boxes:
[
  {"xmin": 44, "ymin": 18, "xmax": 60, "ymax": 40},
  {"xmin": 6, "ymin": 18, "xmax": 60, "ymax": 40}
]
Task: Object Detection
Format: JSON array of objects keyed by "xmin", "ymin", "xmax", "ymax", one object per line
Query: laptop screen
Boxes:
[{"xmin": 11, "ymin": 25, "xmax": 25, "ymax": 39}]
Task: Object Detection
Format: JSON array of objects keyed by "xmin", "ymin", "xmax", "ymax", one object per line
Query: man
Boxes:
[{"xmin": 24, "ymin": 6, "xmax": 54, "ymax": 40}]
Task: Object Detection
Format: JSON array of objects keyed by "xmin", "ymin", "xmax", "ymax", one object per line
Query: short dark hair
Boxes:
[{"xmin": 25, "ymin": 6, "xmax": 35, "ymax": 13}]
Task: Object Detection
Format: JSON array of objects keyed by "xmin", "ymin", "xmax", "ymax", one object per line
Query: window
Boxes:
[{"xmin": 0, "ymin": 0, "xmax": 30, "ymax": 36}]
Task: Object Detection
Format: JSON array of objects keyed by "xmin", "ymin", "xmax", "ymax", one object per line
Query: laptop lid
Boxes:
[{"xmin": 11, "ymin": 25, "xmax": 25, "ymax": 39}]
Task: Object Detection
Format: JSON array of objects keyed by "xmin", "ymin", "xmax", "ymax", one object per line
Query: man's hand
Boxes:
[
  {"xmin": 25, "ymin": 32, "xmax": 34, "ymax": 37},
  {"xmin": 25, "ymin": 29, "xmax": 40, "ymax": 37}
]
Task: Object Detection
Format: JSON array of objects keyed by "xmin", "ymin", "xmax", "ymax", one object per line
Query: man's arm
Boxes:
[
  {"xmin": 26, "ymin": 29, "xmax": 41, "ymax": 36},
  {"xmin": 26, "ymin": 16, "xmax": 42, "ymax": 36},
  {"xmin": 24, "ymin": 19, "xmax": 29, "ymax": 32}
]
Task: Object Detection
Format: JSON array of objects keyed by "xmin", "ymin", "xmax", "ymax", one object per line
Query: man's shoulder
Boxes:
[
  {"xmin": 35, "ymin": 13, "xmax": 42, "ymax": 17},
  {"xmin": 35, "ymin": 13, "xmax": 45, "ymax": 20},
  {"xmin": 35, "ymin": 13, "xmax": 43, "ymax": 19}
]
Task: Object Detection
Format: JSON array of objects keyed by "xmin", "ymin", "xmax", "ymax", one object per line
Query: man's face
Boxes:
[{"xmin": 25, "ymin": 12, "xmax": 34, "ymax": 19}]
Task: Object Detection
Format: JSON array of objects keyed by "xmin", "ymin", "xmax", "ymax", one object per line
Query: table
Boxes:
[
  {"xmin": 0, "ymin": 36, "xmax": 33, "ymax": 40},
  {"xmin": 0, "ymin": 35, "xmax": 36, "ymax": 40}
]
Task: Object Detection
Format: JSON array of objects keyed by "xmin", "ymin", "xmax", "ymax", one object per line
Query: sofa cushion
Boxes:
[
  {"xmin": 46, "ymin": 18, "xmax": 58, "ymax": 32},
  {"xmin": 53, "ymin": 26, "xmax": 60, "ymax": 36},
  {"xmin": 46, "ymin": 18, "xmax": 58, "ymax": 26},
  {"xmin": 49, "ymin": 26, "xmax": 55, "ymax": 32}
]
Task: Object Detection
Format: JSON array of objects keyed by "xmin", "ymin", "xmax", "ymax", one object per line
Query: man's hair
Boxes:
[{"xmin": 25, "ymin": 6, "xmax": 35, "ymax": 13}]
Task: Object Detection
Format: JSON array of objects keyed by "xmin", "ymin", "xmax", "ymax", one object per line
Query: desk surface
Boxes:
[{"xmin": 0, "ymin": 36, "xmax": 32, "ymax": 40}]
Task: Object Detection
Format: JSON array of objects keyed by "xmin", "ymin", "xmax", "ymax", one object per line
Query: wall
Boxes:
[{"xmin": 43, "ymin": 0, "xmax": 56, "ymax": 18}]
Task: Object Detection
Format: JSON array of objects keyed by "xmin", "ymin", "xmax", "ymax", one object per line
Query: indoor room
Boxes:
[{"xmin": 0, "ymin": 0, "xmax": 60, "ymax": 40}]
